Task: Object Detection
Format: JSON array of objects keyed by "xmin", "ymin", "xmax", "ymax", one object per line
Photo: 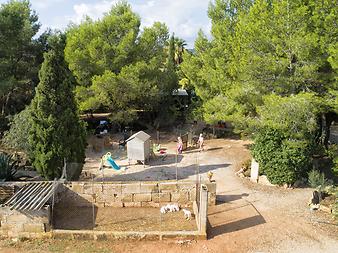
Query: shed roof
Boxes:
[
  {"xmin": 4, "ymin": 181, "xmax": 59, "ymax": 211},
  {"xmin": 172, "ymin": 89, "xmax": 188, "ymax": 96},
  {"xmin": 126, "ymin": 131, "xmax": 151, "ymax": 142}
]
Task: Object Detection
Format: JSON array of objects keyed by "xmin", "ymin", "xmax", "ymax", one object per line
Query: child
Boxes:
[
  {"xmin": 177, "ymin": 137, "xmax": 183, "ymax": 154},
  {"xmin": 198, "ymin": 133, "xmax": 204, "ymax": 151}
]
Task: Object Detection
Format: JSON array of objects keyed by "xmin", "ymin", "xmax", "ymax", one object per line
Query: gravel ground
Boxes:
[{"xmin": 1, "ymin": 137, "xmax": 337, "ymax": 253}]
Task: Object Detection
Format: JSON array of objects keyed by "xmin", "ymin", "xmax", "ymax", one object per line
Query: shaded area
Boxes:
[
  {"xmin": 208, "ymin": 193, "xmax": 266, "ymax": 239},
  {"xmin": 53, "ymin": 207, "xmax": 197, "ymax": 232},
  {"xmin": 216, "ymin": 193, "xmax": 250, "ymax": 204},
  {"xmin": 96, "ymin": 163, "xmax": 230, "ymax": 181},
  {"xmin": 209, "ymin": 215, "xmax": 266, "ymax": 238},
  {"xmin": 53, "ymin": 186, "xmax": 98, "ymax": 229}
]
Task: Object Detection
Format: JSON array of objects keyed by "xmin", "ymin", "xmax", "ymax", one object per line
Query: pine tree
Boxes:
[
  {"xmin": 29, "ymin": 34, "xmax": 86, "ymax": 180},
  {"xmin": 167, "ymin": 33, "xmax": 176, "ymax": 70}
]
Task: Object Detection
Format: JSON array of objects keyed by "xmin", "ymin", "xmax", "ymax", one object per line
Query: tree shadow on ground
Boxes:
[
  {"xmin": 148, "ymin": 154, "xmax": 183, "ymax": 166},
  {"xmin": 216, "ymin": 193, "xmax": 250, "ymax": 204},
  {"xmin": 96, "ymin": 163, "xmax": 230, "ymax": 182},
  {"xmin": 183, "ymin": 147, "xmax": 223, "ymax": 154},
  {"xmin": 208, "ymin": 193, "xmax": 266, "ymax": 238},
  {"xmin": 208, "ymin": 215, "xmax": 266, "ymax": 238}
]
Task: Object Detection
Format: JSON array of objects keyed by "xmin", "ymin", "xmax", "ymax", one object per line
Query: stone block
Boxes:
[
  {"xmin": 96, "ymin": 202, "xmax": 105, "ymax": 207},
  {"xmin": 208, "ymin": 192, "xmax": 216, "ymax": 205},
  {"xmin": 258, "ymin": 175, "xmax": 275, "ymax": 186},
  {"xmin": 96, "ymin": 194, "xmax": 116, "ymax": 203},
  {"xmin": 72, "ymin": 233, "xmax": 95, "ymax": 240},
  {"xmin": 69, "ymin": 183, "xmax": 84, "ymax": 194},
  {"xmin": 171, "ymin": 192, "xmax": 189, "ymax": 204},
  {"xmin": 158, "ymin": 182, "xmax": 177, "ymax": 192},
  {"xmin": 177, "ymin": 183, "xmax": 195, "ymax": 192},
  {"xmin": 133, "ymin": 193, "xmax": 152, "ymax": 202},
  {"xmin": 121, "ymin": 183, "xmax": 141, "ymax": 194},
  {"xmin": 5, "ymin": 213, "xmax": 28, "ymax": 224},
  {"xmin": 204, "ymin": 182, "xmax": 216, "ymax": 194},
  {"xmin": 123, "ymin": 202, "xmax": 142, "ymax": 207},
  {"xmin": 103, "ymin": 184, "xmax": 122, "ymax": 194},
  {"xmin": 23, "ymin": 224, "xmax": 45, "ymax": 233},
  {"xmin": 140, "ymin": 183, "xmax": 158, "ymax": 193},
  {"xmin": 190, "ymin": 189, "xmax": 197, "ymax": 202},
  {"xmin": 83, "ymin": 184, "xmax": 103, "ymax": 195},
  {"xmin": 121, "ymin": 194, "xmax": 133, "ymax": 202},
  {"xmin": 151, "ymin": 193, "xmax": 171, "ymax": 203}
]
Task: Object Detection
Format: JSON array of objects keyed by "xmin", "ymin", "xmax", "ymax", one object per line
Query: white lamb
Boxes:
[
  {"xmin": 182, "ymin": 209, "xmax": 192, "ymax": 220},
  {"xmin": 160, "ymin": 203, "xmax": 180, "ymax": 214},
  {"xmin": 160, "ymin": 205, "xmax": 168, "ymax": 214},
  {"xmin": 167, "ymin": 203, "xmax": 179, "ymax": 212}
]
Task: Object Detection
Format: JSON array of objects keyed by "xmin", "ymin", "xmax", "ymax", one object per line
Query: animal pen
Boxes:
[
  {"xmin": 0, "ymin": 131, "xmax": 216, "ymax": 240},
  {"xmin": 0, "ymin": 166, "xmax": 215, "ymax": 240}
]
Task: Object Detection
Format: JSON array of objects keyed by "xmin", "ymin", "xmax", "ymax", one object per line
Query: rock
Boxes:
[
  {"xmin": 293, "ymin": 179, "xmax": 305, "ymax": 188},
  {"xmin": 258, "ymin": 175, "xmax": 275, "ymax": 186}
]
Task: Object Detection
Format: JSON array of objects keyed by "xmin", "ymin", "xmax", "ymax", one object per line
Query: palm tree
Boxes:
[{"xmin": 174, "ymin": 38, "xmax": 187, "ymax": 65}]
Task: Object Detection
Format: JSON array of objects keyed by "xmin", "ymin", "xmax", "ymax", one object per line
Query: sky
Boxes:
[{"xmin": 0, "ymin": 0, "xmax": 212, "ymax": 48}]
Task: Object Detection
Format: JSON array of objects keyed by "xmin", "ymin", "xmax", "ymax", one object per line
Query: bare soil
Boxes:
[
  {"xmin": 1, "ymin": 136, "xmax": 337, "ymax": 253},
  {"xmin": 53, "ymin": 206, "xmax": 196, "ymax": 232}
]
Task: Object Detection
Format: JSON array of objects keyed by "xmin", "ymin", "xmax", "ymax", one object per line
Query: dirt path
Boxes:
[{"xmin": 1, "ymin": 138, "xmax": 337, "ymax": 253}]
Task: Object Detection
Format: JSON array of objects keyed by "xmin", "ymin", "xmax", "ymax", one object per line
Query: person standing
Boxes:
[
  {"xmin": 198, "ymin": 133, "xmax": 204, "ymax": 151},
  {"xmin": 177, "ymin": 137, "xmax": 183, "ymax": 154}
]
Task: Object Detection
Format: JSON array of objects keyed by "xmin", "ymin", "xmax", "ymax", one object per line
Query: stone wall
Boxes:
[
  {"xmin": 58, "ymin": 181, "xmax": 216, "ymax": 208},
  {"xmin": 0, "ymin": 206, "xmax": 50, "ymax": 237}
]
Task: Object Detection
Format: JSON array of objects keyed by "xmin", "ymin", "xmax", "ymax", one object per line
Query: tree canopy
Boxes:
[
  {"xmin": 182, "ymin": 0, "xmax": 338, "ymax": 129},
  {"xmin": 29, "ymin": 33, "xmax": 86, "ymax": 180},
  {"xmin": 65, "ymin": 2, "xmax": 179, "ymax": 125},
  {"xmin": 0, "ymin": 0, "xmax": 41, "ymax": 121}
]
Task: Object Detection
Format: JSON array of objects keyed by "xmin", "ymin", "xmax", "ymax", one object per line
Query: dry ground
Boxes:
[
  {"xmin": 1, "ymin": 137, "xmax": 337, "ymax": 253},
  {"xmin": 53, "ymin": 206, "xmax": 196, "ymax": 232}
]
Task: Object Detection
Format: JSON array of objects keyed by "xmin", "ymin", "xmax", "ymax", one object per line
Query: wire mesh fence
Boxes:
[{"xmin": 49, "ymin": 134, "xmax": 205, "ymax": 237}]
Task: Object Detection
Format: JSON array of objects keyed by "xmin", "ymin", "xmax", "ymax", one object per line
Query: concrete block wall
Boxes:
[
  {"xmin": 58, "ymin": 181, "xmax": 216, "ymax": 208},
  {"xmin": 0, "ymin": 206, "xmax": 50, "ymax": 237}
]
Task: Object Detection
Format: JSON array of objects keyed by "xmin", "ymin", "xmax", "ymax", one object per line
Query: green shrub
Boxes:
[
  {"xmin": 333, "ymin": 189, "xmax": 338, "ymax": 219},
  {"xmin": 327, "ymin": 144, "xmax": 338, "ymax": 177},
  {"xmin": 3, "ymin": 106, "xmax": 33, "ymax": 158},
  {"xmin": 0, "ymin": 153, "xmax": 18, "ymax": 181},
  {"xmin": 308, "ymin": 169, "xmax": 332, "ymax": 188},
  {"xmin": 252, "ymin": 127, "xmax": 313, "ymax": 185}
]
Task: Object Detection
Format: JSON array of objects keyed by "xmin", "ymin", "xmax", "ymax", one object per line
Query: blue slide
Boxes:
[{"xmin": 107, "ymin": 156, "xmax": 121, "ymax": 170}]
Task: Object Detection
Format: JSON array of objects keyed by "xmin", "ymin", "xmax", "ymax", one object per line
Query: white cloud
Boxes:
[
  {"xmin": 133, "ymin": 0, "xmax": 211, "ymax": 47},
  {"xmin": 68, "ymin": 0, "xmax": 210, "ymax": 47},
  {"xmin": 22, "ymin": 0, "xmax": 211, "ymax": 47},
  {"xmin": 72, "ymin": 1, "xmax": 117, "ymax": 24},
  {"xmin": 30, "ymin": 0, "xmax": 65, "ymax": 10}
]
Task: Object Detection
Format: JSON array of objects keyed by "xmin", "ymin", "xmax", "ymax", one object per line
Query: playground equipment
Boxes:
[{"xmin": 100, "ymin": 152, "xmax": 121, "ymax": 170}]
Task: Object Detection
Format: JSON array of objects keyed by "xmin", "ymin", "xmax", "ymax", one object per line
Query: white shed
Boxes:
[{"xmin": 126, "ymin": 131, "xmax": 151, "ymax": 164}]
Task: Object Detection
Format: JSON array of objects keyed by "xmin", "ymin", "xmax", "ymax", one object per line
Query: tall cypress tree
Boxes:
[{"xmin": 29, "ymin": 33, "xmax": 86, "ymax": 180}]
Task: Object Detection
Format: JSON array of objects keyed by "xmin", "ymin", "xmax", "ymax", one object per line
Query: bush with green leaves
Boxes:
[
  {"xmin": 327, "ymin": 144, "xmax": 338, "ymax": 177},
  {"xmin": 0, "ymin": 153, "xmax": 18, "ymax": 181},
  {"xmin": 251, "ymin": 94, "xmax": 323, "ymax": 185},
  {"xmin": 2, "ymin": 106, "xmax": 33, "ymax": 157},
  {"xmin": 252, "ymin": 127, "xmax": 313, "ymax": 185},
  {"xmin": 308, "ymin": 169, "xmax": 333, "ymax": 188}
]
